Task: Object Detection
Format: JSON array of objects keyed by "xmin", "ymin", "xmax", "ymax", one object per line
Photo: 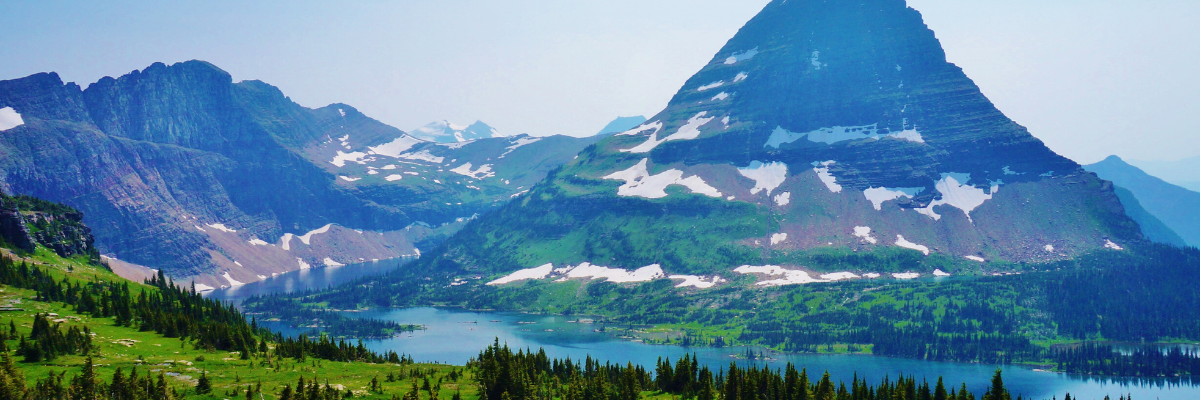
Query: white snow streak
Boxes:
[
  {"xmin": 737, "ymin": 161, "xmax": 788, "ymax": 195},
  {"xmin": 765, "ymin": 124, "xmax": 925, "ymax": 148},
  {"xmin": 0, "ymin": 107, "xmax": 24, "ymax": 131},
  {"xmin": 863, "ymin": 187, "xmax": 924, "ymax": 210},
  {"xmin": 368, "ymin": 135, "xmax": 421, "ymax": 157},
  {"xmin": 915, "ymin": 174, "xmax": 998, "ymax": 222},
  {"xmin": 488, "ymin": 263, "xmax": 555, "ymax": 285},
  {"xmin": 669, "ymin": 275, "xmax": 725, "ymax": 289},
  {"xmin": 724, "ymin": 48, "xmax": 758, "ymax": 64},
  {"xmin": 853, "ymin": 226, "xmax": 878, "ymax": 244},
  {"xmin": 450, "ymin": 162, "xmax": 496, "ymax": 179},
  {"xmin": 603, "ymin": 159, "xmax": 722, "ymax": 199},
  {"xmin": 622, "ymin": 112, "xmax": 715, "ymax": 153},
  {"xmin": 205, "ymin": 223, "xmax": 237, "ymax": 233},
  {"xmin": 894, "ymin": 235, "xmax": 930, "ymax": 255},
  {"xmin": 298, "ymin": 224, "xmax": 332, "ymax": 245},
  {"xmin": 813, "ymin": 161, "xmax": 842, "ymax": 193},
  {"xmin": 222, "ymin": 272, "xmax": 245, "ymax": 287},
  {"xmin": 773, "ymin": 192, "xmax": 791, "ymax": 206},
  {"xmin": 770, "ymin": 233, "xmax": 788, "ymax": 245}
]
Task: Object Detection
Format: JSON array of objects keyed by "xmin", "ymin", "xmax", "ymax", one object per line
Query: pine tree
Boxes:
[
  {"xmin": 196, "ymin": 371, "xmax": 213, "ymax": 394},
  {"xmin": 982, "ymin": 370, "xmax": 1009, "ymax": 400},
  {"xmin": 934, "ymin": 377, "xmax": 948, "ymax": 400}
]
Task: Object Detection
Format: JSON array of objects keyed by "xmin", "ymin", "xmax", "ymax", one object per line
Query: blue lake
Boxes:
[{"xmin": 209, "ymin": 260, "xmax": 1200, "ymax": 400}]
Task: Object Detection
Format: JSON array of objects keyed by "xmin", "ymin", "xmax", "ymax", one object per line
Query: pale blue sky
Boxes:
[{"xmin": 1, "ymin": 0, "xmax": 1197, "ymax": 164}]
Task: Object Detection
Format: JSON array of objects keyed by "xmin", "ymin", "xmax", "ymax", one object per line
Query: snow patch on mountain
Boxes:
[
  {"xmin": 737, "ymin": 161, "xmax": 788, "ymax": 195},
  {"xmin": 734, "ymin": 265, "xmax": 825, "ymax": 286},
  {"xmin": 339, "ymin": 176, "xmax": 361, "ymax": 182},
  {"xmin": 330, "ymin": 151, "xmax": 369, "ymax": 167},
  {"xmin": 916, "ymin": 174, "xmax": 998, "ymax": 222},
  {"xmin": 1105, "ymin": 240, "xmax": 1124, "ymax": 250},
  {"xmin": 298, "ymin": 224, "xmax": 332, "ymax": 245},
  {"xmin": 499, "ymin": 136, "xmax": 542, "ymax": 158},
  {"xmin": 488, "ymin": 264, "xmax": 555, "ymax": 285},
  {"xmin": 222, "ymin": 272, "xmax": 245, "ymax": 286},
  {"xmin": 622, "ymin": 112, "xmax": 715, "ymax": 153},
  {"xmin": 773, "ymin": 192, "xmax": 791, "ymax": 206},
  {"xmin": 206, "ymin": 223, "xmax": 237, "ymax": 233},
  {"xmin": 562, "ymin": 263, "xmax": 665, "ymax": 283},
  {"xmin": 0, "ymin": 107, "xmax": 23, "ymax": 131},
  {"xmin": 617, "ymin": 121, "xmax": 662, "ymax": 137},
  {"xmin": 604, "ymin": 159, "xmax": 722, "ymax": 199},
  {"xmin": 853, "ymin": 226, "xmax": 878, "ymax": 244},
  {"xmin": 821, "ymin": 272, "xmax": 859, "ymax": 281},
  {"xmin": 669, "ymin": 275, "xmax": 725, "ymax": 289},
  {"xmin": 813, "ymin": 161, "xmax": 842, "ymax": 193},
  {"xmin": 895, "ymin": 235, "xmax": 930, "ymax": 255},
  {"xmin": 964, "ymin": 256, "xmax": 985, "ymax": 262},
  {"xmin": 724, "ymin": 48, "xmax": 758, "ymax": 65},
  {"xmin": 697, "ymin": 81, "xmax": 724, "ymax": 91},
  {"xmin": 771, "ymin": 233, "xmax": 787, "ymax": 245},
  {"xmin": 398, "ymin": 150, "xmax": 445, "ymax": 164},
  {"xmin": 450, "ymin": 163, "xmax": 496, "ymax": 179},
  {"xmin": 765, "ymin": 124, "xmax": 926, "ymax": 148},
  {"xmin": 385, "ymin": 175, "xmax": 403, "ymax": 181},
  {"xmin": 863, "ymin": 187, "xmax": 924, "ymax": 210},
  {"xmin": 323, "ymin": 258, "xmax": 345, "ymax": 267},
  {"xmin": 733, "ymin": 72, "xmax": 749, "ymax": 82},
  {"xmin": 711, "ymin": 92, "xmax": 730, "ymax": 101},
  {"xmin": 368, "ymin": 135, "xmax": 421, "ymax": 158}
]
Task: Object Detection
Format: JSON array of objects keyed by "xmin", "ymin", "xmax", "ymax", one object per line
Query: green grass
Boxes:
[{"xmin": 0, "ymin": 248, "xmax": 476, "ymax": 399}]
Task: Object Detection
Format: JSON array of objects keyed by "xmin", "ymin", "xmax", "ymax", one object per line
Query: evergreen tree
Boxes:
[
  {"xmin": 982, "ymin": 370, "xmax": 1009, "ymax": 400},
  {"xmin": 196, "ymin": 371, "xmax": 213, "ymax": 394}
]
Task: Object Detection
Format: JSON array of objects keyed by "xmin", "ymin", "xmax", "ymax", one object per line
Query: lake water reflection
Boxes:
[{"xmin": 210, "ymin": 261, "xmax": 1200, "ymax": 400}]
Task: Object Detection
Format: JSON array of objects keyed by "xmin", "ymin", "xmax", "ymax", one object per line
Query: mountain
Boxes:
[
  {"xmin": 1086, "ymin": 155, "xmax": 1200, "ymax": 248},
  {"xmin": 411, "ymin": 0, "xmax": 1144, "ymax": 283},
  {"xmin": 1128, "ymin": 156, "xmax": 1200, "ymax": 192},
  {"xmin": 409, "ymin": 120, "xmax": 504, "ymax": 143},
  {"xmin": 0, "ymin": 61, "xmax": 601, "ymax": 288},
  {"xmin": 596, "ymin": 116, "xmax": 648, "ymax": 136}
]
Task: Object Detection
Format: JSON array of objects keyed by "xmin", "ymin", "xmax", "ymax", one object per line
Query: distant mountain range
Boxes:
[
  {"xmin": 0, "ymin": 61, "xmax": 602, "ymax": 288},
  {"xmin": 1127, "ymin": 156, "xmax": 1200, "ymax": 192},
  {"xmin": 409, "ymin": 120, "xmax": 505, "ymax": 143},
  {"xmin": 408, "ymin": 0, "xmax": 1146, "ymax": 286},
  {"xmin": 1086, "ymin": 156, "xmax": 1200, "ymax": 248}
]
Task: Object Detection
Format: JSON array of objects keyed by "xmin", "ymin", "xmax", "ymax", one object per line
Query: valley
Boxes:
[{"xmin": 1, "ymin": 0, "xmax": 1198, "ymax": 399}]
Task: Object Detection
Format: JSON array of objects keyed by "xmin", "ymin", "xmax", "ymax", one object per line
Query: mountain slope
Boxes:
[
  {"xmin": 1086, "ymin": 155, "xmax": 1200, "ymax": 248},
  {"xmin": 597, "ymin": 116, "xmax": 648, "ymax": 136},
  {"xmin": 0, "ymin": 61, "xmax": 601, "ymax": 287},
  {"xmin": 411, "ymin": 0, "xmax": 1143, "ymax": 284}
]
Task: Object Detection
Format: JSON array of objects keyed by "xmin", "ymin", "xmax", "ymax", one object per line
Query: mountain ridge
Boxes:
[
  {"xmin": 1085, "ymin": 155, "xmax": 1200, "ymax": 248},
  {"xmin": 407, "ymin": 0, "xmax": 1144, "ymax": 284},
  {"xmin": 0, "ymin": 60, "xmax": 602, "ymax": 287}
]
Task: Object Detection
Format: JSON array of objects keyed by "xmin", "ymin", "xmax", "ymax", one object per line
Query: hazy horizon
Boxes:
[{"xmin": 2, "ymin": 0, "xmax": 1197, "ymax": 164}]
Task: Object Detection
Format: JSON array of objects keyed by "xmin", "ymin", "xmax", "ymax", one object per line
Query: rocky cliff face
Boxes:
[
  {"xmin": 412, "ymin": 0, "xmax": 1145, "ymax": 283},
  {"xmin": 0, "ymin": 61, "xmax": 600, "ymax": 288},
  {"xmin": 0, "ymin": 192, "xmax": 98, "ymax": 259}
]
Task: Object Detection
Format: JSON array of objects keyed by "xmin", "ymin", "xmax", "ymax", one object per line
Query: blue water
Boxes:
[{"xmin": 209, "ymin": 261, "xmax": 1200, "ymax": 400}]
